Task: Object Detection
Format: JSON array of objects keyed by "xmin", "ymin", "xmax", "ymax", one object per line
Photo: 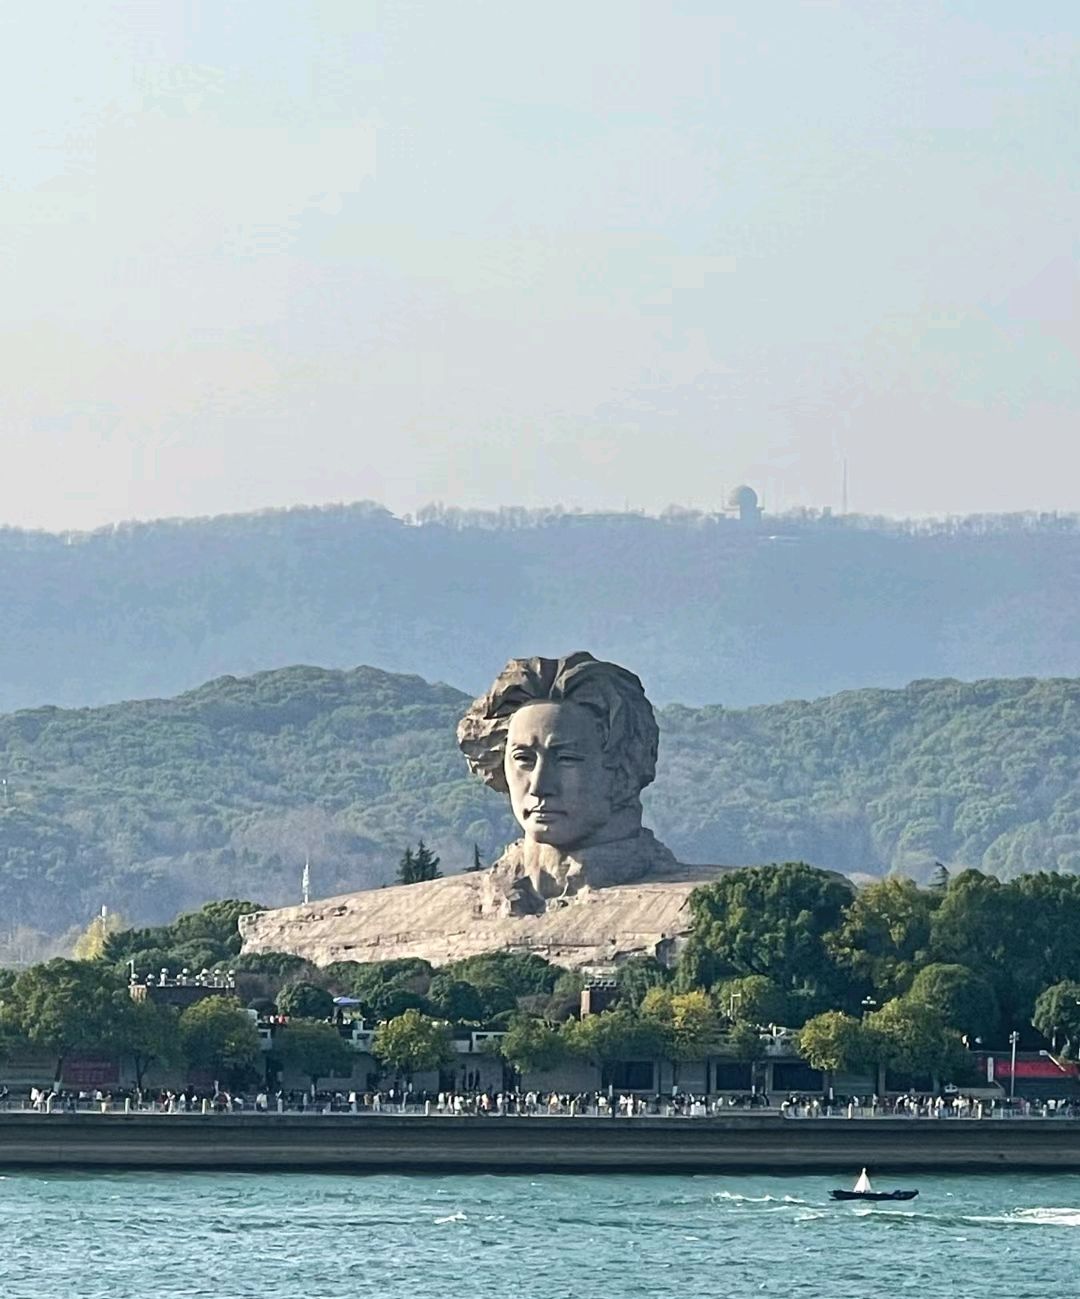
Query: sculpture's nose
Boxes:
[{"xmin": 529, "ymin": 755, "xmax": 557, "ymax": 797}]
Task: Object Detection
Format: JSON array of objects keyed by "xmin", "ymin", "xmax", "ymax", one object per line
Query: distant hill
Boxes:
[
  {"xmin": 1, "ymin": 664, "xmax": 1079, "ymax": 934},
  {"xmin": 4, "ymin": 503, "xmax": 1080, "ymax": 713}
]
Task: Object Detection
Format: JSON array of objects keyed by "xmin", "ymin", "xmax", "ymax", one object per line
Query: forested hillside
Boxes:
[
  {"xmin": 1, "ymin": 664, "xmax": 1079, "ymax": 935},
  {"xmin": 4, "ymin": 503, "xmax": 1080, "ymax": 713}
]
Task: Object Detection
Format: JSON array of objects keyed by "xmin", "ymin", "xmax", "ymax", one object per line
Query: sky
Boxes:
[{"xmin": 2, "ymin": 0, "xmax": 1078, "ymax": 532}]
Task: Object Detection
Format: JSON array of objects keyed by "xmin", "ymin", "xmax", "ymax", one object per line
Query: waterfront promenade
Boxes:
[{"xmin": 4, "ymin": 1109, "xmax": 1080, "ymax": 1173}]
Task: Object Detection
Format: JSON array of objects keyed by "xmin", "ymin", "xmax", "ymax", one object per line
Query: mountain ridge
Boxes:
[
  {"xmin": 2, "ymin": 662, "xmax": 1078, "ymax": 939},
  {"xmin": 4, "ymin": 501, "xmax": 1080, "ymax": 713}
]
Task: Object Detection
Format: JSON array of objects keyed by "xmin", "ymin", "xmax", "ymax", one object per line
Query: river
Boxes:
[{"xmin": 2, "ymin": 1170, "xmax": 1077, "ymax": 1298}]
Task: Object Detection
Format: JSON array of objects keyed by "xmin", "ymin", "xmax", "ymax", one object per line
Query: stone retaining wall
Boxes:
[{"xmin": 1, "ymin": 1113, "xmax": 1079, "ymax": 1173}]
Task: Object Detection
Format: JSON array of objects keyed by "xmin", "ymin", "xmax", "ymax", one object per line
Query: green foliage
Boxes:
[
  {"xmin": 712, "ymin": 975, "xmax": 791, "ymax": 1027},
  {"xmin": 275, "ymin": 981, "xmax": 334, "ymax": 1020},
  {"xmin": 640, "ymin": 988, "xmax": 722, "ymax": 1061},
  {"xmin": 397, "ymin": 840, "xmax": 442, "ymax": 885},
  {"xmin": 828, "ymin": 877, "xmax": 937, "ymax": 1000},
  {"xmin": 1032, "ymin": 982, "xmax": 1080, "ymax": 1058},
  {"xmin": 564, "ymin": 1009, "xmax": 670, "ymax": 1065},
  {"xmin": 7, "ymin": 959, "xmax": 127, "ymax": 1073},
  {"xmin": 797, "ymin": 1011, "xmax": 876, "ymax": 1074},
  {"xmin": 906, "ymin": 963, "xmax": 1000, "ymax": 1041},
  {"xmin": 866, "ymin": 999, "xmax": 966, "ymax": 1079},
  {"xmin": 275, "ymin": 1020, "xmax": 354, "ymax": 1087},
  {"xmin": 113, "ymin": 998, "xmax": 182, "ymax": 1089},
  {"xmin": 726, "ymin": 1020, "xmax": 767, "ymax": 1062},
  {"xmin": 616, "ymin": 956, "xmax": 671, "ymax": 1008},
  {"xmin": 372, "ymin": 1009, "xmax": 453, "ymax": 1076},
  {"xmin": 426, "ymin": 975, "xmax": 486, "ymax": 1024},
  {"xmin": 685, "ymin": 863, "xmax": 851, "ymax": 994},
  {"xmin": 103, "ymin": 900, "xmax": 264, "ymax": 980},
  {"xmin": 178, "ymin": 996, "xmax": 260, "ymax": 1084},
  {"xmin": 499, "ymin": 1015, "xmax": 569, "ymax": 1074},
  {"xmin": 231, "ymin": 951, "xmax": 311, "ymax": 979}
]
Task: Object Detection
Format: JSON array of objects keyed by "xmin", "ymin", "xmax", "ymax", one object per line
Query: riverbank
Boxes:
[{"xmin": 4, "ymin": 1111, "xmax": 1080, "ymax": 1173}]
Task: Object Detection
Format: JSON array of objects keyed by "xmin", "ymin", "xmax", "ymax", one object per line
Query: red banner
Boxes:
[
  {"xmin": 63, "ymin": 1058, "xmax": 120, "ymax": 1087},
  {"xmin": 994, "ymin": 1057, "xmax": 1078, "ymax": 1079}
]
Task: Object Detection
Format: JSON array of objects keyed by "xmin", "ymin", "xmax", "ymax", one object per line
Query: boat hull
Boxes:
[{"xmin": 829, "ymin": 1189, "xmax": 918, "ymax": 1202}]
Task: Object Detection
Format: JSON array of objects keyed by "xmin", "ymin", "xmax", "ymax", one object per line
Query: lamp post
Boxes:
[{"xmin": 1008, "ymin": 1030, "xmax": 1020, "ymax": 1102}]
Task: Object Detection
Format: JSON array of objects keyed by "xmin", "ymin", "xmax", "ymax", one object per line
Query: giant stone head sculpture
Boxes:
[{"xmin": 456, "ymin": 652, "xmax": 659, "ymax": 852}]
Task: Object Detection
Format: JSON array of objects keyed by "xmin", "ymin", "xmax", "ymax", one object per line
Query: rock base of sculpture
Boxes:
[{"xmin": 238, "ymin": 856, "xmax": 733, "ymax": 971}]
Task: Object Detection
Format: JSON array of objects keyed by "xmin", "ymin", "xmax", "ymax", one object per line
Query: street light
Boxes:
[{"xmin": 1009, "ymin": 1030, "xmax": 1020, "ymax": 1102}]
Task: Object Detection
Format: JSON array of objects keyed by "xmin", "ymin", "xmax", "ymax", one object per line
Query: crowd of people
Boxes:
[
  {"xmin": 780, "ymin": 1092, "xmax": 1080, "ymax": 1119},
  {"xmin": 12, "ymin": 1083, "xmax": 1080, "ymax": 1119}
]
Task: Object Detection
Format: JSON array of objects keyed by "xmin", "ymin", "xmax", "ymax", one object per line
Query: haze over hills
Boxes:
[
  {"xmin": 1, "ymin": 662, "xmax": 1078, "ymax": 937},
  {"xmin": 4, "ymin": 503, "xmax": 1080, "ymax": 715}
]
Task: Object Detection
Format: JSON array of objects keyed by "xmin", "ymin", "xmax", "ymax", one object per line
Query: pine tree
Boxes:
[
  {"xmin": 397, "ymin": 841, "xmax": 441, "ymax": 885},
  {"xmin": 412, "ymin": 840, "xmax": 442, "ymax": 882},
  {"xmin": 467, "ymin": 843, "xmax": 484, "ymax": 873},
  {"xmin": 397, "ymin": 846, "xmax": 417, "ymax": 885}
]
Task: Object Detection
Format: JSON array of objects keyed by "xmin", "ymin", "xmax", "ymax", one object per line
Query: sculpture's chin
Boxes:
[{"xmin": 524, "ymin": 827, "xmax": 579, "ymax": 849}]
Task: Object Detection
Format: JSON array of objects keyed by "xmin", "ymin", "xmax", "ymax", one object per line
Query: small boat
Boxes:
[{"xmin": 829, "ymin": 1168, "xmax": 918, "ymax": 1202}]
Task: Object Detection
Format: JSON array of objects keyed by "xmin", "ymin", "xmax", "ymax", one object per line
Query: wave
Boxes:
[{"xmin": 966, "ymin": 1207, "xmax": 1080, "ymax": 1228}]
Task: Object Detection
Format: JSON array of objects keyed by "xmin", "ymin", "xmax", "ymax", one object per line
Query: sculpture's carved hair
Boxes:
[{"xmin": 456, "ymin": 652, "xmax": 659, "ymax": 811}]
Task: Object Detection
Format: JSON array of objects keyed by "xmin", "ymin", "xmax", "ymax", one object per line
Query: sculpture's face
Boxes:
[{"xmin": 504, "ymin": 701, "xmax": 615, "ymax": 849}]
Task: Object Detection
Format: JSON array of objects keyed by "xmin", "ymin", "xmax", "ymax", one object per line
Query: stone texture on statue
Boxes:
[{"xmin": 239, "ymin": 652, "xmax": 734, "ymax": 969}]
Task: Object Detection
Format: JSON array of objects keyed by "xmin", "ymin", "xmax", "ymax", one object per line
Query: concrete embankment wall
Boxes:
[{"xmin": 3, "ymin": 1113, "xmax": 1080, "ymax": 1173}]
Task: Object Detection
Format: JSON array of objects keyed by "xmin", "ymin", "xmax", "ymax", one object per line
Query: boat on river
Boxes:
[{"xmin": 829, "ymin": 1168, "xmax": 918, "ymax": 1203}]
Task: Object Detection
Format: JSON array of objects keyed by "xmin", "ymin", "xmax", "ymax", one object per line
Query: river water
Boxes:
[{"xmin": 2, "ymin": 1170, "xmax": 1078, "ymax": 1298}]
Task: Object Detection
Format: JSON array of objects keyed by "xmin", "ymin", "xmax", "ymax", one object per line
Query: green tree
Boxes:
[
  {"xmin": 685, "ymin": 863, "xmax": 852, "ymax": 994},
  {"xmin": 866, "ymin": 998, "xmax": 965, "ymax": 1080},
  {"xmin": 396, "ymin": 846, "xmax": 416, "ymax": 884},
  {"xmin": 828, "ymin": 877, "xmax": 936, "ymax": 1000},
  {"xmin": 114, "ymin": 997, "xmax": 181, "ymax": 1092},
  {"xmin": 930, "ymin": 870, "xmax": 1020, "ymax": 1003},
  {"xmin": 231, "ymin": 951, "xmax": 312, "ymax": 979},
  {"xmin": 426, "ymin": 974, "xmax": 486, "ymax": 1024},
  {"xmin": 564, "ymin": 1008, "xmax": 670, "ymax": 1067},
  {"xmin": 276, "ymin": 981, "xmax": 334, "ymax": 1020},
  {"xmin": 9, "ymin": 959, "xmax": 127, "ymax": 1082},
  {"xmin": 641, "ymin": 988, "xmax": 721, "ymax": 1061},
  {"xmin": 468, "ymin": 844, "xmax": 484, "ymax": 872},
  {"xmin": 499, "ymin": 1015, "xmax": 569, "ymax": 1075},
  {"xmin": 713, "ymin": 975, "xmax": 791, "ymax": 1026},
  {"xmin": 170, "ymin": 899, "xmax": 264, "ymax": 956},
  {"xmin": 906, "ymin": 963, "xmax": 999, "ymax": 1041},
  {"xmin": 372, "ymin": 1009, "xmax": 453, "ymax": 1077},
  {"xmin": 276, "ymin": 1020, "xmax": 355, "ymax": 1090},
  {"xmin": 726, "ymin": 1020, "xmax": 767, "ymax": 1063},
  {"xmin": 179, "ymin": 996, "xmax": 260, "ymax": 1086},
  {"xmin": 1032, "ymin": 981, "xmax": 1080, "ymax": 1057},
  {"xmin": 797, "ymin": 1011, "xmax": 877, "ymax": 1074},
  {"xmin": 397, "ymin": 841, "xmax": 441, "ymax": 885},
  {"xmin": 616, "ymin": 955, "xmax": 670, "ymax": 1008}
]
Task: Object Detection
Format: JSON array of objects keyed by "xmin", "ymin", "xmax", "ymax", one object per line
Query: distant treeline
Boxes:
[
  {"xmin": 5, "ymin": 501, "xmax": 1080, "ymax": 714},
  {"xmin": 3, "ymin": 664, "xmax": 1080, "ymax": 934}
]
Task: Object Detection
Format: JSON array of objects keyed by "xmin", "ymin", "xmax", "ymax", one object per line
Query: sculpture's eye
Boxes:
[
  {"xmin": 511, "ymin": 748, "xmax": 536, "ymax": 768},
  {"xmin": 557, "ymin": 752, "xmax": 583, "ymax": 764}
]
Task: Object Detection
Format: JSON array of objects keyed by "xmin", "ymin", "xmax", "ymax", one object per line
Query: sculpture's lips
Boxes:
[{"xmin": 526, "ymin": 807, "xmax": 565, "ymax": 819}]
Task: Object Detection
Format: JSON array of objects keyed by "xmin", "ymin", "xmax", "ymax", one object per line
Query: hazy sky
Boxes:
[{"xmin": 3, "ymin": 0, "xmax": 1078, "ymax": 531}]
